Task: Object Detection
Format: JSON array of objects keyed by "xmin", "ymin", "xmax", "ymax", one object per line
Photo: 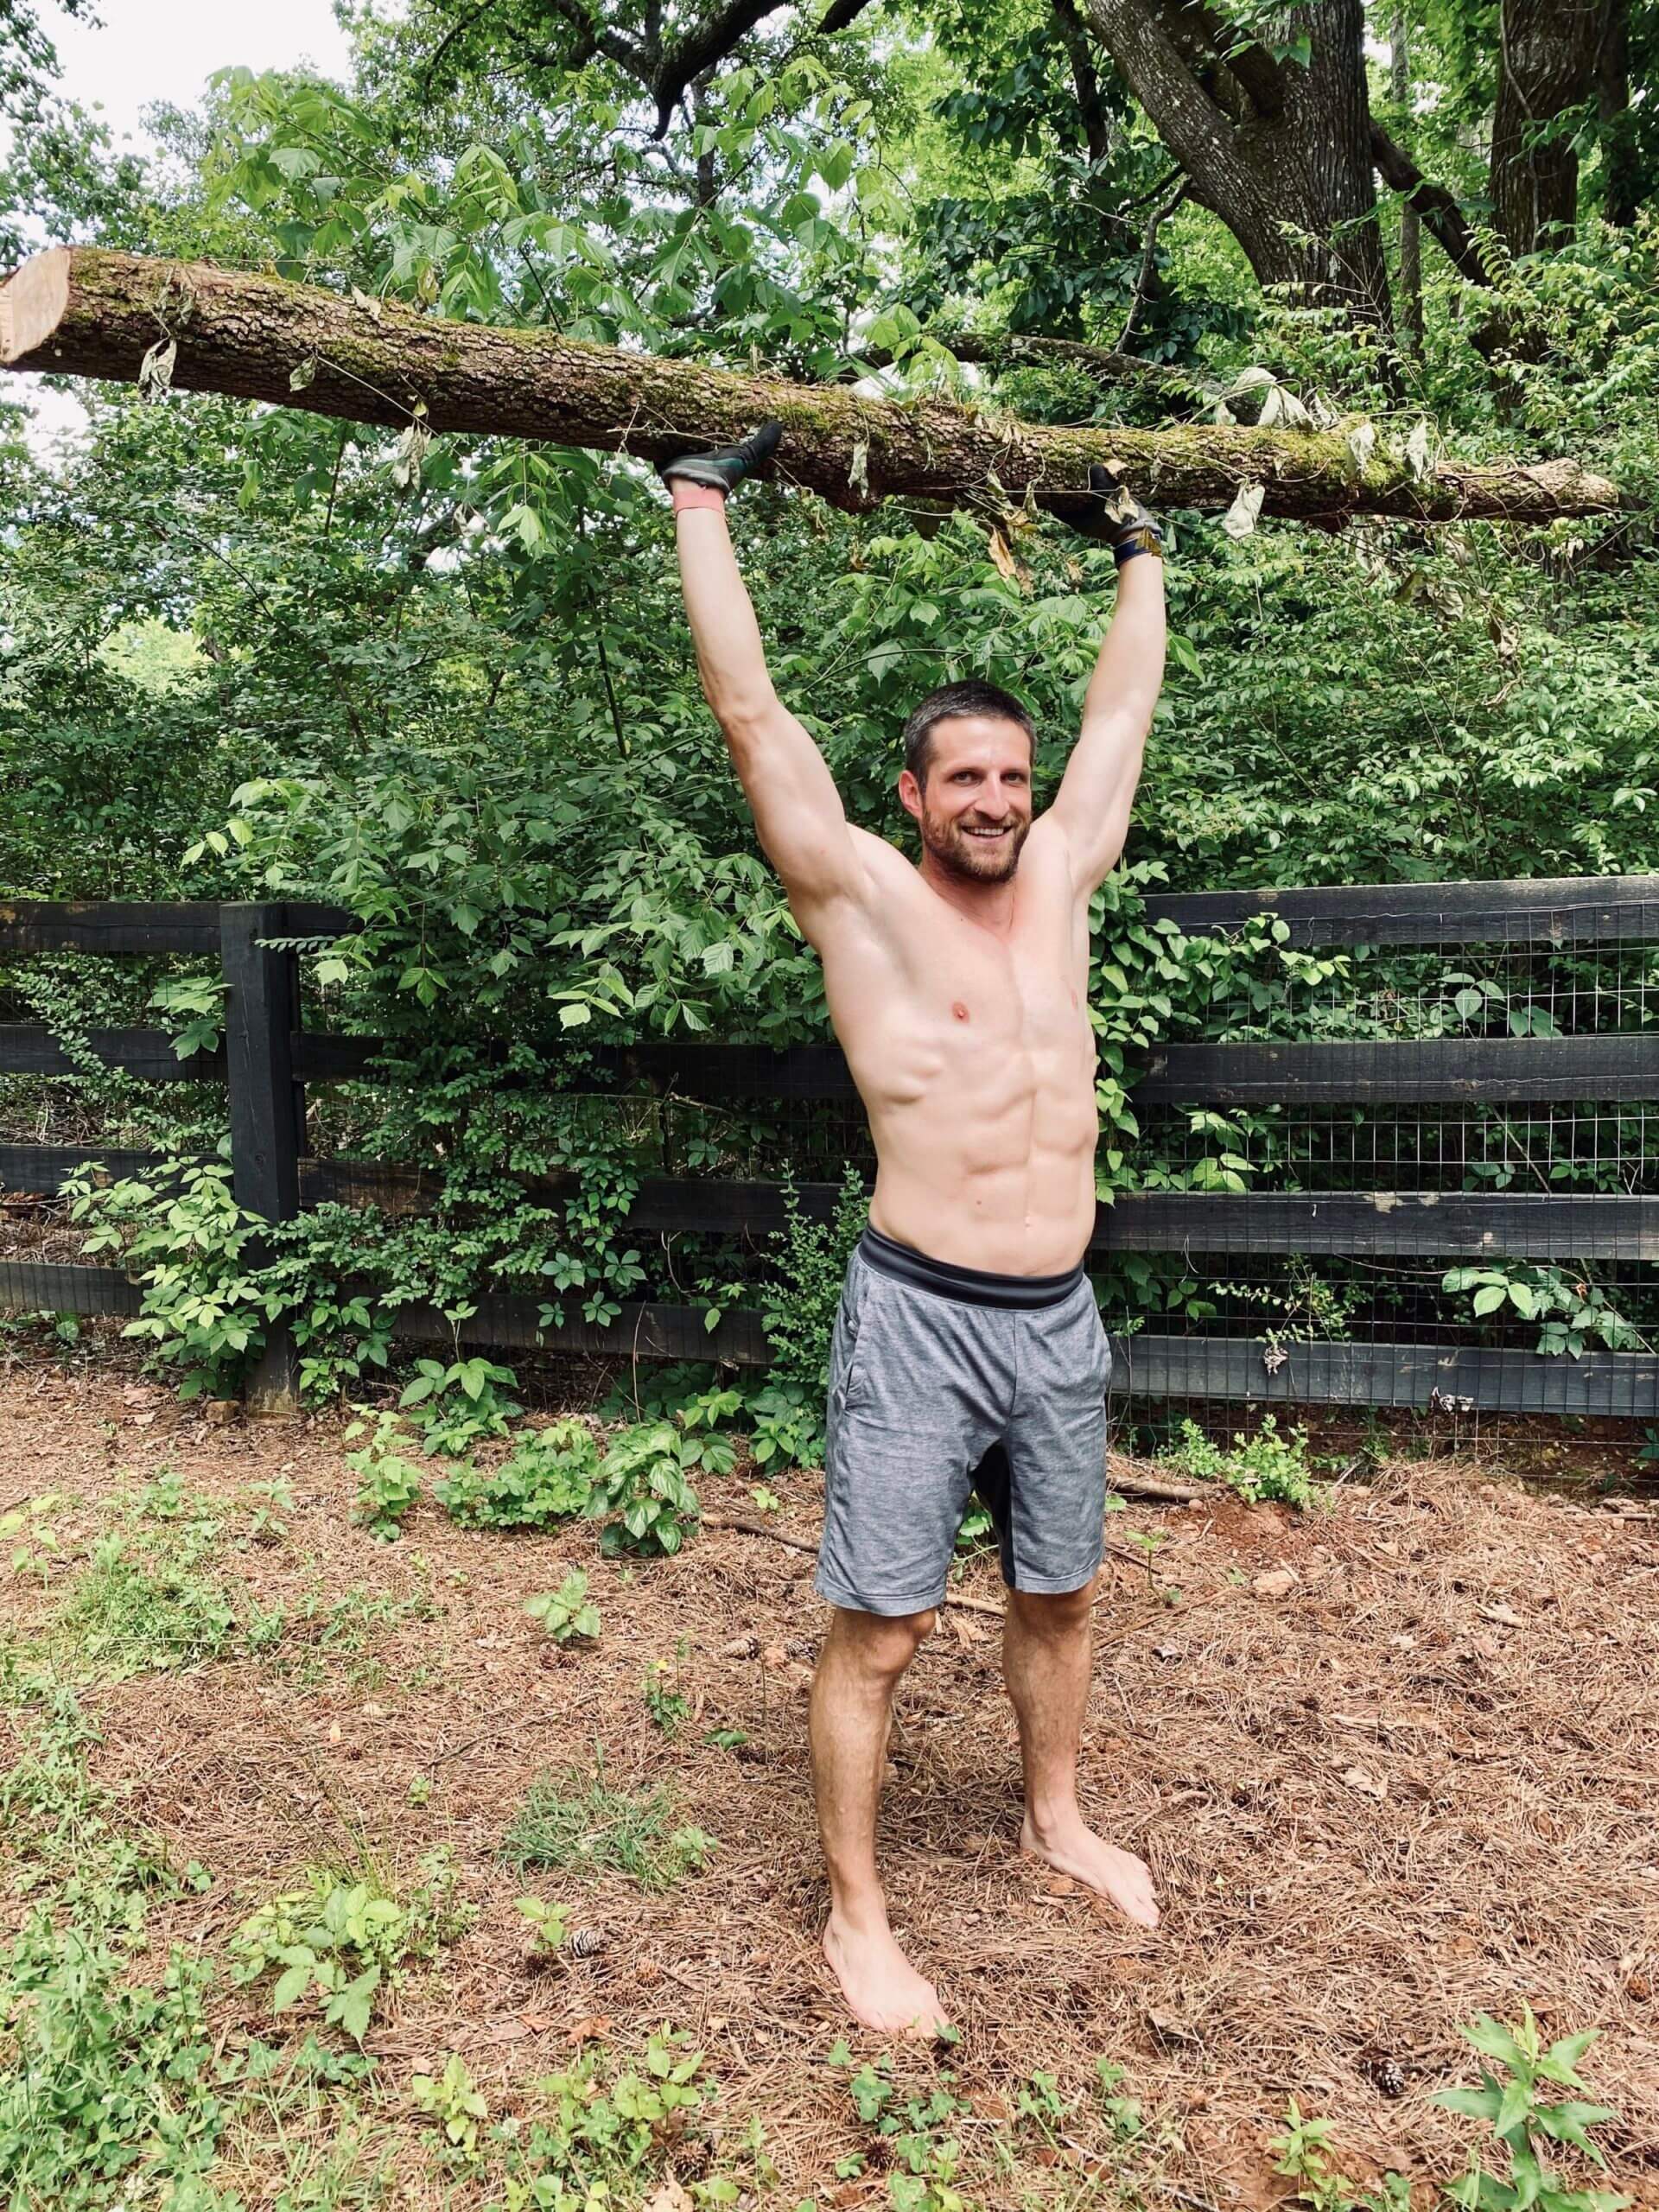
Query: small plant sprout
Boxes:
[
  {"xmin": 517, "ymin": 1895, "xmax": 570, "ymax": 1957},
  {"xmin": 344, "ymin": 1408, "xmax": 424, "ymax": 1541},
  {"xmin": 1433, "ymin": 2010, "xmax": 1630, "ymax": 2212},
  {"xmin": 644, "ymin": 1641, "xmax": 692, "ymax": 1735},
  {"xmin": 525, "ymin": 1569, "xmax": 600, "ymax": 1644},
  {"xmin": 750, "ymin": 1483, "xmax": 782, "ymax": 1513},
  {"xmin": 1095, "ymin": 2059, "xmax": 1144, "ymax": 2141},
  {"xmin": 410, "ymin": 2053, "xmax": 488, "ymax": 2163}
]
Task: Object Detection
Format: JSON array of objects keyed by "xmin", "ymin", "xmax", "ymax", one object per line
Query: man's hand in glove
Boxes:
[
  {"xmin": 1053, "ymin": 462, "xmax": 1165, "ymax": 565},
  {"xmin": 660, "ymin": 422, "xmax": 783, "ymax": 511}
]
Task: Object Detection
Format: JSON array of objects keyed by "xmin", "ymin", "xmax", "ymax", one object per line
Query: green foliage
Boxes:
[
  {"xmin": 344, "ymin": 1407, "xmax": 424, "ymax": 1540},
  {"xmin": 230, "ymin": 1855, "xmax": 474, "ymax": 2046},
  {"xmin": 435, "ymin": 1418, "xmax": 601, "ymax": 1529},
  {"xmin": 410, "ymin": 2053, "xmax": 489, "ymax": 2164},
  {"xmin": 1166, "ymin": 1414, "xmax": 1317, "ymax": 1507},
  {"xmin": 525, "ymin": 1570, "xmax": 601, "ymax": 1645},
  {"xmin": 498, "ymin": 2030, "xmax": 713, "ymax": 2211},
  {"xmin": 757, "ymin": 1162, "xmax": 873, "ymax": 1450},
  {"xmin": 0, "ymin": 1680, "xmax": 228, "ymax": 2210},
  {"xmin": 516, "ymin": 1895, "xmax": 570, "ymax": 1956},
  {"xmin": 502, "ymin": 1758, "xmax": 715, "ymax": 1891},
  {"xmin": 1441, "ymin": 1267, "xmax": 1641, "ymax": 1359},
  {"xmin": 66, "ymin": 1160, "xmax": 272, "ymax": 1401},
  {"xmin": 583, "ymin": 1414, "xmax": 727, "ymax": 1558},
  {"xmin": 399, "ymin": 1355, "xmax": 521, "ymax": 1453},
  {"xmin": 644, "ymin": 1645, "xmax": 692, "ymax": 1736},
  {"xmin": 1433, "ymin": 2011, "xmax": 1629, "ymax": 2212},
  {"xmin": 51, "ymin": 1485, "xmax": 273, "ymax": 1680}
]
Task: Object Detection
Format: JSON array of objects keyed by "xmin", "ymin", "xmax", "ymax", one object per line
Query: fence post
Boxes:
[{"xmin": 220, "ymin": 901, "xmax": 303, "ymax": 1413}]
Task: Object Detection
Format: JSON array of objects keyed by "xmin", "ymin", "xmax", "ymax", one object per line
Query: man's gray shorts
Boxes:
[{"xmin": 816, "ymin": 1224, "xmax": 1115, "ymax": 1618}]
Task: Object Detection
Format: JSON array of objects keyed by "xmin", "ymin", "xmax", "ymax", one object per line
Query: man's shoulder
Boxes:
[{"xmin": 847, "ymin": 823, "xmax": 920, "ymax": 890}]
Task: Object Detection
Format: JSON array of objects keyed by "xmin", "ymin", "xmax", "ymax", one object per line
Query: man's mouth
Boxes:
[{"xmin": 963, "ymin": 823, "xmax": 1011, "ymax": 840}]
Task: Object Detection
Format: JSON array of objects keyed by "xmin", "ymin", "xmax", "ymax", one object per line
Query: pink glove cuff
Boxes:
[{"xmin": 669, "ymin": 481, "xmax": 729, "ymax": 513}]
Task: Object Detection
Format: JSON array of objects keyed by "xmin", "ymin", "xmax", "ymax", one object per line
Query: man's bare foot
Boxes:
[
  {"xmin": 1020, "ymin": 1810, "xmax": 1160, "ymax": 1928},
  {"xmin": 823, "ymin": 1910, "xmax": 951, "ymax": 2038}
]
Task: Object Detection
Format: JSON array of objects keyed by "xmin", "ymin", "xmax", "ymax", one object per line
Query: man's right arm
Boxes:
[{"xmin": 667, "ymin": 436, "xmax": 868, "ymax": 923}]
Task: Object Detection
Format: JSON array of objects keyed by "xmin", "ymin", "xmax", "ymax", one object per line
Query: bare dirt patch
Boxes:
[{"xmin": 3, "ymin": 1346, "xmax": 1656, "ymax": 2209}]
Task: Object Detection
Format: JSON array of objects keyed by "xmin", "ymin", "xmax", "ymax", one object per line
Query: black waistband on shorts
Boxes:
[{"xmin": 856, "ymin": 1224, "xmax": 1086, "ymax": 1311}]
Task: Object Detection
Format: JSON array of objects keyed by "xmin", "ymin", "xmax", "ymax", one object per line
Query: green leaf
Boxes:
[{"xmin": 270, "ymin": 1961, "xmax": 314, "ymax": 2012}]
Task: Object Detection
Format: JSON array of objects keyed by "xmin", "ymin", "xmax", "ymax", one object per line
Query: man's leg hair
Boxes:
[
  {"xmin": 808, "ymin": 1603, "xmax": 952, "ymax": 2036},
  {"xmin": 1003, "ymin": 1580, "xmax": 1160, "ymax": 1928}
]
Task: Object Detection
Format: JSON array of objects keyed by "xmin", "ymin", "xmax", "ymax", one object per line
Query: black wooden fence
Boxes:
[{"xmin": 0, "ymin": 879, "xmax": 1656, "ymax": 1420}]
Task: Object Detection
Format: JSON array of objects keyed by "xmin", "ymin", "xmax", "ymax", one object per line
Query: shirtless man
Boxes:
[{"xmin": 664, "ymin": 423, "xmax": 1166, "ymax": 2037}]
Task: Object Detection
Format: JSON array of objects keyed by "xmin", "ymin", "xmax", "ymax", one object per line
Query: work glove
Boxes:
[
  {"xmin": 659, "ymin": 420, "xmax": 783, "ymax": 499},
  {"xmin": 1054, "ymin": 461, "xmax": 1165, "ymax": 564}
]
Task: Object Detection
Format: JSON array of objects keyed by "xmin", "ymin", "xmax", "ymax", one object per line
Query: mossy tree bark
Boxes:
[{"xmin": 0, "ymin": 247, "xmax": 1628, "ymax": 524}]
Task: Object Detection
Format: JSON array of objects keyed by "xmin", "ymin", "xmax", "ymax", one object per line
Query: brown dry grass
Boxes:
[{"xmin": 2, "ymin": 1344, "xmax": 1656, "ymax": 2210}]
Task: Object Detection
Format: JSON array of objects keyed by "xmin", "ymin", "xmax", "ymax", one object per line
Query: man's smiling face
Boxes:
[{"xmin": 899, "ymin": 713, "xmax": 1034, "ymax": 885}]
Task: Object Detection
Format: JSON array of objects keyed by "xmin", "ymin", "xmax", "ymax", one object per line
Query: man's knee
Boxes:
[
  {"xmin": 1007, "ymin": 1579, "xmax": 1096, "ymax": 1635},
  {"xmin": 833, "ymin": 1605, "xmax": 938, "ymax": 1682}
]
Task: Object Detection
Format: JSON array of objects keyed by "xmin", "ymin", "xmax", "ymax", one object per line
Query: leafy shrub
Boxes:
[
  {"xmin": 344, "ymin": 1408, "xmax": 424, "ymax": 1540},
  {"xmin": 398, "ymin": 1355, "xmax": 521, "ymax": 1452},
  {"xmin": 1434, "ymin": 2011, "xmax": 1629, "ymax": 2212},
  {"xmin": 1167, "ymin": 1414, "xmax": 1316, "ymax": 1508},
  {"xmin": 583, "ymin": 1417, "xmax": 722, "ymax": 1557},
  {"xmin": 1442, "ymin": 1266, "xmax": 1640, "ymax": 1359},
  {"xmin": 230, "ymin": 1857, "xmax": 474, "ymax": 2045},
  {"xmin": 435, "ymin": 1418, "xmax": 600, "ymax": 1529},
  {"xmin": 758, "ymin": 1162, "xmax": 871, "ymax": 1416},
  {"xmin": 499, "ymin": 2030, "xmax": 711, "ymax": 2206},
  {"xmin": 525, "ymin": 1570, "xmax": 601, "ymax": 1644}
]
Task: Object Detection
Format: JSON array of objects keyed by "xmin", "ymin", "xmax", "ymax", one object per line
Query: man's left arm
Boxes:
[{"xmin": 1044, "ymin": 469, "xmax": 1166, "ymax": 893}]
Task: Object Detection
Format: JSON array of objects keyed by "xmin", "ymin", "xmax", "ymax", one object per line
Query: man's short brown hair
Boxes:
[{"xmin": 901, "ymin": 680, "xmax": 1035, "ymax": 787}]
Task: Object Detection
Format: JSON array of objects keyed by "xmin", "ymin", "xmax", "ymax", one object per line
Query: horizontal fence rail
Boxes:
[
  {"xmin": 3, "ymin": 1261, "xmax": 1651, "ymax": 1418},
  {"xmin": 8, "ymin": 1148, "xmax": 1657, "ymax": 1262},
  {"xmin": 0, "ymin": 885, "xmax": 1655, "ymax": 1418},
  {"xmin": 1144, "ymin": 874, "xmax": 1659, "ymax": 948}
]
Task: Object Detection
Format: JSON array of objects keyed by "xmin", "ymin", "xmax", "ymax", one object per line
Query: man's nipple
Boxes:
[{"xmin": 951, "ymin": 1001, "xmax": 970, "ymax": 1021}]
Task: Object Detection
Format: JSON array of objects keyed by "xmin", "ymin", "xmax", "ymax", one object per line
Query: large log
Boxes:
[{"xmin": 0, "ymin": 247, "xmax": 1627, "ymax": 523}]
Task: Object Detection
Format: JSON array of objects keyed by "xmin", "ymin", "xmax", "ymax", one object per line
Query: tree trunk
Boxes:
[
  {"xmin": 1390, "ymin": 9, "xmax": 1422, "ymax": 354},
  {"xmin": 0, "ymin": 248, "xmax": 1625, "ymax": 523},
  {"xmin": 1085, "ymin": 0, "xmax": 1393, "ymax": 327},
  {"xmin": 1491, "ymin": 0, "xmax": 1606, "ymax": 255},
  {"xmin": 1595, "ymin": 0, "xmax": 1643, "ymax": 227}
]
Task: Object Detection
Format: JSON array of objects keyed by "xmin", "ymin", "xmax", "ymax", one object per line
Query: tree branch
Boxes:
[
  {"xmin": 650, "ymin": 0, "xmax": 791, "ymax": 135},
  {"xmin": 0, "ymin": 249, "xmax": 1626, "ymax": 524},
  {"xmin": 1369, "ymin": 119, "xmax": 1496, "ymax": 289}
]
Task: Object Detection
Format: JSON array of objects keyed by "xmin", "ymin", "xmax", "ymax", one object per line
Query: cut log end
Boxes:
[{"xmin": 0, "ymin": 246, "xmax": 72, "ymax": 366}]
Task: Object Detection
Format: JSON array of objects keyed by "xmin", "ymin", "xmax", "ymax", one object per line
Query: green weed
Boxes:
[
  {"xmin": 231, "ymin": 1853, "xmax": 476, "ymax": 2046},
  {"xmin": 525, "ymin": 1569, "xmax": 601, "ymax": 1643},
  {"xmin": 411, "ymin": 2053, "xmax": 489, "ymax": 2164},
  {"xmin": 496, "ymin": 2029, "xmax": 714, "ymax": 2209},
  {"xmin": 1167, "ymin": 1413, "xmax": 1318, "ymax": 1507},
  {"xmin": 345, "ymin": 1408, "xmax": 425, "ymax": 1540},
  {"xmin": 501, "ymin": 1757, "xmax": 715, "ymax": 1890},
  {"xmin": 435, "ymin": 1416, "xmax": 600, "ymax": 1528},
  {"xmin": 1434, "ymin": 2010, "xmax": 1629, "ymax": 2212},
  {"xmin": 644, "ymin": 1643, "xmax": 692, "ymax": 1735}
]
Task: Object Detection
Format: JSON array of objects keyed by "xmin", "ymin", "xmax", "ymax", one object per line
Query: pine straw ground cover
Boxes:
[{"xmin": 1, "ymin": 1345, "xmax": 1656, "ymax": 2209}]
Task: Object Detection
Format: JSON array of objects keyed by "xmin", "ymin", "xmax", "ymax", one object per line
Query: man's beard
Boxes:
[{"xmin": 919, "ymin": 805, "xmax": 1030, "ymax": 885}]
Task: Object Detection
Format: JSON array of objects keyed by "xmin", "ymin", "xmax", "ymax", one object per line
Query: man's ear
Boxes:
[{"xmin": 897, "ymin": 767, "xmax": 924, "ymax": 824}]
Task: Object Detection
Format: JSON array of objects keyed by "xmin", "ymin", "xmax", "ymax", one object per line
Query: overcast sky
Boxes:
[
  {"xmin": 54, "ymin": 0, "xmax": 353, "ymax": 152},
  {"xmin": 18, "ymin": 0, "xmax": 356, "ymax": 450}
]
